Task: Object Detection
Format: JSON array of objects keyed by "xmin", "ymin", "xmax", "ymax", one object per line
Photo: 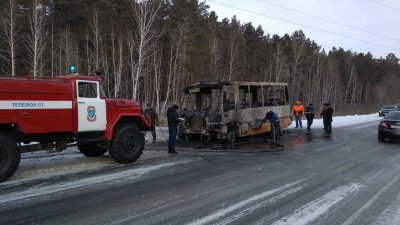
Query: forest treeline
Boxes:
[{"xmin": 0, "ymin": 0, "xmax": 399, "ymax": 115}]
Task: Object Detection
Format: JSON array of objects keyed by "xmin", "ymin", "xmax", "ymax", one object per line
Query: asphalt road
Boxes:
[{"xmin": 1, "ymin": 122, "xmax": 400, "ymax": 225}]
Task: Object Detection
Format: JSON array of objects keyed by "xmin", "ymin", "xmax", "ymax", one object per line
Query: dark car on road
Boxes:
[
  {"xmin": 378, "ymin": 105, "xmax": 399, "ymax": 117},
  {"xmin": 378, "ymin": 111, "xmax": 400, "ymax": 142}
]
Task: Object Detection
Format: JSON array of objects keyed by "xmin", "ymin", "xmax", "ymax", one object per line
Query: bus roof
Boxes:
[{"xmin": 183, "ymin": 81, "xmax": 288, "ymax": 94}]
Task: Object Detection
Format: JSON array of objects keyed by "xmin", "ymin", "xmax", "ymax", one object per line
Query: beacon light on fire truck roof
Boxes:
[{"xmin": 69, "ymin": 65, "xmax": 77, "ymax": 74}]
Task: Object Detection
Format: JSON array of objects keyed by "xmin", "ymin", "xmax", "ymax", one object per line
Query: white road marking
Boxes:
[
  {"xmin": 375, "ymin": 193, "xmax": 400, "ymax": 225},
  {"xmin": 111, "ymin": 182, "xmax": 239, "ymax": 224},
  {"xmin": 216, "ymin": 185, "xmax": 306, "ymax": 225},
  {"xmin": 343, "ymin": 173, "xmax": 400, "ymax": 225},
  {"xmin": 187, "ymin": 180, "xmax": 304, "ymax": 225},
  {"xmin": 273, "ymin": 183, "xmax": 362, "ymax": 225},
  {"xmin": 0, "ymin": 160, "xmax": 192, "ymax": 205}
]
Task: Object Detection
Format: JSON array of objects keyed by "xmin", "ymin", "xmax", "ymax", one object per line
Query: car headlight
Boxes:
[{"xmin": 379, "ymin": 122, "xmax": 388, "ymax": 129}]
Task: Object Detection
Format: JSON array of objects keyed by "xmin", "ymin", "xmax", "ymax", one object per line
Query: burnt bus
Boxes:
[{"xmin": 179, "ymin": 81, "xmax": 292, "ymax": 143}]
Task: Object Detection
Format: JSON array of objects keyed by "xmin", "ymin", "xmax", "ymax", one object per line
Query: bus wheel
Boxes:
[
  {"xmin": 225, "ymin": 129, "xmax": 236, "ymax": 144},
  {"xmin": 0, "ymin": 135, "xmax": 20, "ymax": 182}
]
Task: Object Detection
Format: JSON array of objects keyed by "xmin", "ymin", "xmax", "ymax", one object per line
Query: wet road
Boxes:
[{"xmin": 1, "ymin": 122, "xmax": 400, "ymax": 225}]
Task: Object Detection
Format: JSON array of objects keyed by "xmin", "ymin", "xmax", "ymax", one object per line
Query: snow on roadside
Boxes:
[
  {"xmin": 288, "ymin": 113, "xmax": 381, "ymax": 129},
  {"xmin": 7, "ymin": 146, "xmax": 116, "ymax": 183},
  {"xmin": 0, "ymin": 160, "xmax": 194, "ymax": 205},
  {"xmin": 8, "ymin": 144, "xmax": 170, "ymax": 184},
  {"xmin": 147, "ymin": 113, "xmax": 382, "ymax": 141}
]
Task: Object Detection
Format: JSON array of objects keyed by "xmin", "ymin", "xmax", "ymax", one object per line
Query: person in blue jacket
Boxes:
[{"xmin": 262, "ymin": 111, "xmax": 280, "ymax": 143}]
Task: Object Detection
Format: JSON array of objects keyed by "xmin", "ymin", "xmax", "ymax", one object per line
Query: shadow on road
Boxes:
[{"xmin": 148, "ymin": 128, "xmax": 336, "ymax": 153}]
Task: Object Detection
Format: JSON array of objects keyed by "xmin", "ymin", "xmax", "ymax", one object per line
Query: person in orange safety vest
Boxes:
[{"xmin": 292, "ymin": 100, "xmax": 305, "ymax": 128}]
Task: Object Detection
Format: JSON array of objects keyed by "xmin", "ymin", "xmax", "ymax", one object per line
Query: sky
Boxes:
[{"xmin": 205, "ymin": 0, "xmax": 400, "ymax": 59}]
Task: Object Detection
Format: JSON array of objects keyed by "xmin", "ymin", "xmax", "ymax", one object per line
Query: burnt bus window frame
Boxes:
[
  {"xmin": 272, "ymin": 86, "xmax": 286, "ymax": 105},
  {"xmin": 263, "ymin": 86, "xmax": 274, "ymax": 106},
  {"xmin": 188, "ymin": 83, "xmax": 289, "ymax": 112},
  {"xmin": 239, "ymin": 85, "xmax": 251, "ymax": 109},
  {"xmin": 261, "ymin": 85, "xmax": 287, "ymax": 106},
  {"xmin": 194, "ymin": 88, "xmax": 222, "ymax": 111},
  {"xmin": 249, "ymin": 85, "xmax": 262, "ymax": 108},
  {"xmin": 223, "ymin": 91, "xmax": 235, "ymax": 112}
]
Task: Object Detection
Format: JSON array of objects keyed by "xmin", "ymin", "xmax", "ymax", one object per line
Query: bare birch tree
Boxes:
[
  {"xmin": 153, "ymin": 49, "xmax": 162, "ymax": 115},
  {"xmin": 228, "ymin": 30, "xmax": 238, "ymax": 81},
  {"xmin": 291, "ymin": 35, "xmax": 306, "ymax": 100},
  {"xmin": 129, "ymin": 0, "xmax": 162, "ymax": 101},
  {"xmin": 51, "ymin": 22, "xmax": 54, "ymax": 77},
  {"xmin": 110, "ymin": 30, "xmax": 124, "ymax": 98},
  {"xmin": 26, "ymin": 0, "xmax": 45, "ymax": 78},
  {"xmin": 89, "ymin": 8, "xmax": 101, "ymax": 73},
  {"xmin": 161, "ymin": 20, "xmax": 189, "ymax": 113},
  {"xmin": 63, "ymin": 27, "xmax": 73, "ymax": 74},
  {"xmin": 210, "ymin": 35, "xmax": 222, "ymax": 80},
  {"xmin": 272, "ymin": 42, "xmax": 284, "ymax": 82},
  {"xmin": 1, "ymin": 0, "xmax": 19, "ymax": 76},
  {"xmin": 85, "ymin": 30, "xmax": 92, "ymax": 75},
  {"xmin": 311, "ymin": 52, "xmax": 325, "ymax": 105}
]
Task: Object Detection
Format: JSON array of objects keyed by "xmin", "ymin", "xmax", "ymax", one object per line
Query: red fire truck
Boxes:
[{"xmin": 0, "ymin": 74, "xmax": 151, "ymax": 182}]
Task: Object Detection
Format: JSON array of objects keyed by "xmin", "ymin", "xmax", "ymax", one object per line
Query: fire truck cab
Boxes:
[{"xmin": 0, "ymin": 75, "xmax": 151, "ymax": 182}]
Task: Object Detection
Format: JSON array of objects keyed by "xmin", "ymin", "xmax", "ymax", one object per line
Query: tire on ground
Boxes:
[
  {"xmin": 0, "ymin": 135, "xmax": 20, "ymax": 182},
  {"xmin": 109, "ymin": 125, "xmax": 144, "ymax": 164},
  {"xmin": 78, "ymin": 144, "xmax": 107, "ymax": 157}
]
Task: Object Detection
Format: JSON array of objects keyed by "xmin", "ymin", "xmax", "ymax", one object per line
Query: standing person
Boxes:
[
  {"xmin": 320, "ymin": 104, "xmax": 327, "ymax": 131},
  {"xmin": 167, "ymin": 104, "xmax": 180, "ymax": 154},
  {"xmin": 292, "ymin": 100, "xmax": 305, "ymax": 128},
  {"xmin": 321, "ymin": 103, "xmax": 333, "ymax": 133},
  {"xmin": 304, "ymin": 103, "xmax": 315, "ymax": 131},
  {"xmin": 262, "ymin": 111, "xmax": 280, "ymax": 143},
  {"xmin": 144, "ymin": 103, "xmax": 159, "ymax": 143}
]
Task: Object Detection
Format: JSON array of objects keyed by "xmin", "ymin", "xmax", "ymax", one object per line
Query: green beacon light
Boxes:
[{"xmin": 69, "ymin": 65, "xmax": 76, "ymax": 74}]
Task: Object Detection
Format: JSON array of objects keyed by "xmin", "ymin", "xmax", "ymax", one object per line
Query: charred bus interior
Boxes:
[{"xmin": 180, "ymin": 82, "xmax": 224, "ymax": 142}]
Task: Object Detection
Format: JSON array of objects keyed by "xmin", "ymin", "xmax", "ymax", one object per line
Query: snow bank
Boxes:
[{"xmin": 288, "ymin": 113, "xmax": 381, "ymax": 129}]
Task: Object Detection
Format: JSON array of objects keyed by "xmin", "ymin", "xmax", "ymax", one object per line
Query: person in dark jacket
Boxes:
[
  {"xmin": 144, "ymin": 103, "xmax": 159, "ymax": 143},
  {"xmin": 262, "ymin": 111, "xmax": 280, "ymax": 143},
  {"xmin": 320, "ymin": 103, "xmax": 333, "ymax": 133},
  {"xmin": 167, "ymin": 104, "xmax": 180, "ymax": 154},
  {"xmin": 304, "ymin": 103, "xmax": 315, "ymax": 131}
]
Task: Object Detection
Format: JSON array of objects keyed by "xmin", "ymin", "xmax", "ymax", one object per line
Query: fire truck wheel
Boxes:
[
  {"xmin": 109, "ymin": 126, "xmax": 144, "ymax": 164},
  {"xmin": 0, "ymin": 135, "xmax": 20, "ymax": 182},
  {"xmin": 78, "ymin": 144, "xmax": 107, "ymax": 157}
]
